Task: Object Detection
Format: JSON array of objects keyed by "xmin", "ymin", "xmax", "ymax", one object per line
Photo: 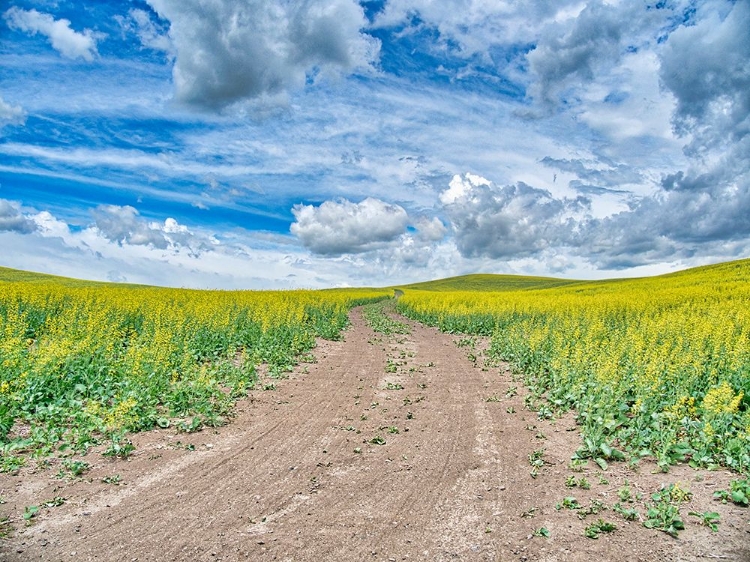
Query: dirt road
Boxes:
[{"xmin": 1, "ymin": 308, "xmax": 748, "ymax": 561}]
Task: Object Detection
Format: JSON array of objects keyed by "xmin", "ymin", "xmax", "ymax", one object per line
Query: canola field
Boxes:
[
  {"xmin": 0, "ymin": 268, "xmax": 390, "ymax": 466},
  {"xmin": 397, "ymin": 259, "xmax": 750, "ymax": 474}
]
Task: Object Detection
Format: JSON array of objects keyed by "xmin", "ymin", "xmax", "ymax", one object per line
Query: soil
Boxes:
[{"xmin": 1, "ymin": 308, "xmax": 749, "ymax": 561}]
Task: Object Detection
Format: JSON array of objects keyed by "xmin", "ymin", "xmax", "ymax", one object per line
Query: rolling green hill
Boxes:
[{"xmin": 395, "ymin": 273, "xmax": 582, "ymax": 292}]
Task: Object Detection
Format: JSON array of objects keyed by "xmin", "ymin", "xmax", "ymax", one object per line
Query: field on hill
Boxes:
[{"xmin": 396, "ymin": 259, "xmax": 750, "ymax": 475}]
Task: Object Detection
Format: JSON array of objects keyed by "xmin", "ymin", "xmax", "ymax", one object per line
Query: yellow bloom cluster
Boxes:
[{"xmin": 702, "ymin": 382, "xmax": 744, "ymax": 416}]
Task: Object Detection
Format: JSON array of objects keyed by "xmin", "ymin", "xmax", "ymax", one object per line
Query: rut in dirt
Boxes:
[{"xmin": 3, "ymin": 307, "xmax": 748, "ymax": 562}]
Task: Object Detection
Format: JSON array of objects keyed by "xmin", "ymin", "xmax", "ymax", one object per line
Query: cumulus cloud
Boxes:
[
  {"xmin": 631, "ymin": 0, "xmax": 750, "ymax": 262},
  {"xmin": 4, "ymin": 7, "xmax": 101, "ymax": 61},
  {"xmin": 660, "ymin": 0, "xmax": 750, "ymax": 153},
  {"xmin": 91, "ymin": 204, "xmax": 211, "ymax": 253},
  {"xmin": 144, "ymin": 0, "xmax": 380, "ymax": 110},
  {"xmin": 440, "ymin": 172, "xmax": 491, "ymax": 204},
  {"xmin": 0, "ymin": 199, "xmax": 38, "ymax": 233},
  {"xmin": 525, "ymin": 1, "xmax": 664, "ymax": 107},
  {"xmin": 290, "ymin": 197, "xmax": 409, "ymax": 255},
  {"xmin": 440, "ymin": 174, "xmax": 589, "ymax": 260}
]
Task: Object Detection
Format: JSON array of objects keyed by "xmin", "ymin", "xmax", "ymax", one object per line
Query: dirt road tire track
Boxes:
[{"xmin": 1, "ymin": 307, "xmax": 748, "ymax": 561}]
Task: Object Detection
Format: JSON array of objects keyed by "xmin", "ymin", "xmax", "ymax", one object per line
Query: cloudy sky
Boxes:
[{"xmin": 1, "ymin": 0, "xmax": 748, "ymax": 288}]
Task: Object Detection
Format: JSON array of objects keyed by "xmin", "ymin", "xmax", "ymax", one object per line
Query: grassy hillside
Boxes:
[
  {"xmin": 0, "ymin": 266, "xmax": 120, "ymax": 288},
  {"xmin": 396, "ymin": 273, "xmax": 581, "ymax": 292},
  {"xmin": 397, "ymin": 258, "xmax": 750, "ymax": 294}
]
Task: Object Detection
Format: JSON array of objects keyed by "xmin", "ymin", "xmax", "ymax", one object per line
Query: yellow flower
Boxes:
[{"xmin": 702, "ymin": 382, "xmax": 743, "ymax": 415}]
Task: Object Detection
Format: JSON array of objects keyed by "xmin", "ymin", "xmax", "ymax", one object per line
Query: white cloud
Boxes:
[
  {"xmin": 660, "ymin": 0, "xmax": 750, "ymax": 153},
  {"xmin": 91, "ymin": 204, "xmax": 214, "ymax": 254},
  {"xmin": 372, "ymin": 0, "xmax": 583, "ymax": 58},
  {"xmin": 577, "ymin": 51, "xmax": 678, "ymax": 142},
  {"xmin": 440, "ymin": 173, "xmax": 491, "ymax": 204},
  {"xmin": 440, "ymin": 175, "xmax": 589, "ymax": 259},
  {"xmin": 4, "ymin": 7, "xmax": 101, "ymax": 61},
  {"xmin": 291, "ymin": 197, "xmax": 409, "ymax": 255},
  {"xmin": 144, "ymin": 0, "xmax": 380, "ymax": 110},
  {"xmin": 117, "ymin": 8, "xmax": 172, "ymax": 54},
  {"xmin": 0, "ymin": 96, "xmax": 25, "ymax": 127}
]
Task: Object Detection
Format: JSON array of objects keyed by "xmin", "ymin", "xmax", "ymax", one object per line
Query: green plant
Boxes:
[
  {"xmin": 568, "ymin": 459, "xmax": 587, "ymax": 472},
  {"xmin": 387, "ymin": 426, "xmax": 400, "ymax": 434},
  {"xmin": 58, "ymin": 459, "xmax": 90, "ymax": 478},
  {"xmin": 532, "ymin": 527, "xmax": 550, "ymax": 538},
  {"xmin": 643, "ymin": 485, "xmax": 687, "ymax": 537},
  {"xmin": 23, "ymin": 505, "xmax": 39, "ymax": 522},
  {"xmin": 617, "ymin": 480, "xmax": 633, "ymax": 502},
  {"xmin": 556, "ymin": 496, "xmax": 582, "ymax": 511},
  {"xmin": 578, "ymin": 499, "xmax": 607, "ymax": 520},
  {"xmin": 179, "ymin": 415, "xmax": 208, "ymax": 433},
  {"xmin": 102, "ymin": 433, "xmax": 135, "ymax": 458},
  {"xmin": 42, "ymin": 497, "xmax": 65, "ymax": 508},
  {"xmin": 0, "ymin": 455, "xmax": 26, "ymax": 474},
  {"xmin": 101, "ymin": 474, "xmax": 122, "ymax": 485},
  {"xmin": 613, "ymin": 503, "xmax": 639, "ymax": 521},
  {"xmin": 370, "ymin": 435, "xmax": 386, "ymax": 445},
  {"xmin": 486, "ymin": 395, "xmax": 501, "ymax": 403},
  {"xmin": 688, "ymin": 511, "xmax": 720, "ymax": 532},
  {"xmin": 584, "ymin": 519, "xmax": 616, "ymax": 539},
  {"xmin": 714, "ymin": 478, "xmax": 750, "ymax": 507},
  {"xmin": 385, "ymin": 382, "xmax": 403, "ymax": 390},
  {"xmin": 169, "ymin": 440, "xmax": 195, "ymax": 451}
]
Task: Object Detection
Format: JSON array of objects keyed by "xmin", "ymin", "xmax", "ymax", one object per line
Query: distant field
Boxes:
[
  {"xmin": 396, "ymin": 273, "xmax": 580, "ymax": 292},
  {"xmin": 0, "ymin": 266, "xmax": 109, "ymax": 286}
]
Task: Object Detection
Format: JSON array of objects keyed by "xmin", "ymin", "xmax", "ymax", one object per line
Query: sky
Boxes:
[{"xmin": 0, "ymin": 0, "xmax": 748, "ymax": 289}]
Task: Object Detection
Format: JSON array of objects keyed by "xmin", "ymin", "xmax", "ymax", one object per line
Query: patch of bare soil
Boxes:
[{"xmin": 1, "ymin": 308, "xmax": 749, "ymax": 561}]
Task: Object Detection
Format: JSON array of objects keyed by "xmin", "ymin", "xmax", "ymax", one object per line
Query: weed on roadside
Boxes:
[
  {"xmin": 643, "ymin": 483, "xmax": 691, "ymax": 537},
  {"xmin": 584, "ymin": 519, "xmax": 616, "ymax": 539},
  {"xmin": 57, "ymin": 459, "xmax": 90, "ymax": 479}
]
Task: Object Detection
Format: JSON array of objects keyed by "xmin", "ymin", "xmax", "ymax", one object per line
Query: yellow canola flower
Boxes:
[{"xmin": 702, "ymin": 382, "xmax": 744, "ymax": 416}]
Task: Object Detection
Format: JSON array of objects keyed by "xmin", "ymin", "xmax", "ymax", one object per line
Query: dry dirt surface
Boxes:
[{"xmin": 1, "ymin": 308, "xmax": 749, "ymax": 561}]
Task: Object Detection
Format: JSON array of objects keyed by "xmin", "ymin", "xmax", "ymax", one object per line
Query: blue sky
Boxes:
[{"xmin": 1, "ymin": 0, "xmax": 748, "ymax": 288}]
